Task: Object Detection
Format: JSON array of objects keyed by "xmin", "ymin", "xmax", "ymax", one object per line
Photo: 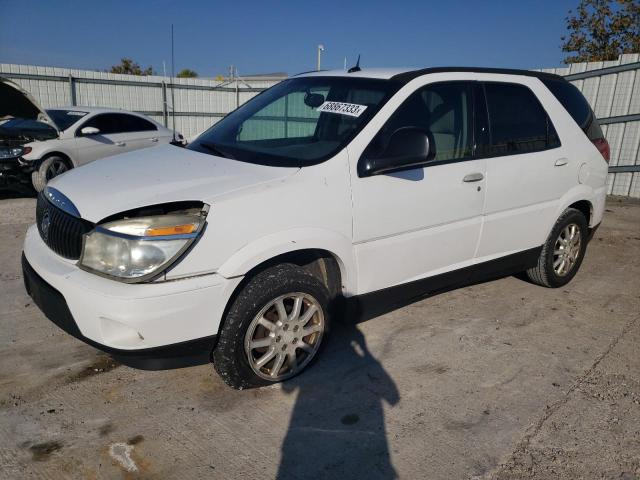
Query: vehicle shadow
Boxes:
[
  {"xmin": 276, "ymin": 265, "xmax": 532, "ymax": 479},
  {"xmin": 277, "ymin": 317, "xmax": 400, "ymax": 480}
]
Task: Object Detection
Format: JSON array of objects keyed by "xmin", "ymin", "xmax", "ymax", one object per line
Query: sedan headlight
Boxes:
[
  {"xmin": 79, "ymin": 210, "xmax": 206, "ymax": 282},
  {"xmin": 0, "ymin": 146, "xmax": 25, "ymax": 159}
]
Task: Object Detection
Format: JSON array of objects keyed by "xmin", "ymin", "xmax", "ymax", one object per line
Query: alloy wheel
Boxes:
[
  {"xmin": 553, "ymin": 223, "xmax": 582, "ymax": 277},
  {"xmin": 244, "ymin": 292, "xmax": 325, "ymax": 381}
]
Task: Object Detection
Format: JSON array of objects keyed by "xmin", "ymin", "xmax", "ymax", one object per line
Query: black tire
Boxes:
[
  {"xmin": 213, "ymin": 264, "xmax": 331, "ymax": 389},
  {"xmin": 526, "ymin": 208, "xmax": 589, "ymax": 288},
  {"xmin": 31, "ymin": 156, "xmax": 71, "ymax": 192}
]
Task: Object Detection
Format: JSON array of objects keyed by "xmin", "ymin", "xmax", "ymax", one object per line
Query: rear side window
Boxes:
[
  {"xmin": 542, "ymin": 79, "xmax": 604, "ymax": 141},
  {"xmin": 123, "ymin": 114, "xmax": 157, "ymax": 132},
  {"xmin": 483, "ymin": 82, "xmax": 560, "ymax": 156}
]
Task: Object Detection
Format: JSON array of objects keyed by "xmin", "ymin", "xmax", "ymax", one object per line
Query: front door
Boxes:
[
  {"xmin": 74, "ymin": 113, "xmax": 131, "ymax": 165},
  {"xmin": 349, "ymin": 81, "xmax": 486, "ymax": 294}
]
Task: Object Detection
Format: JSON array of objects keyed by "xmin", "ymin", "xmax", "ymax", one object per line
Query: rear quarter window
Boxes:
[{"xmin": 541, "ymin": 79, "xmax": 604, "ymax": 141}]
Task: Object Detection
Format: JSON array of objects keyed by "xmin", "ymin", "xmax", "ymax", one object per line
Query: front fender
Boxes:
[{"xmin": 216, "ymin": 227, "xmax": 357, "ymax": 296}]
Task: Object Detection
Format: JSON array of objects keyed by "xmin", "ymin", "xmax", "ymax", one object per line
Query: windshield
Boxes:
[
  {"xmin": 46, "ymin": 109, "xmax": 89, "ymax": 131},
  {"xmin": 188, "ymin": 77, "xmax": 400, "ymax": 167}
]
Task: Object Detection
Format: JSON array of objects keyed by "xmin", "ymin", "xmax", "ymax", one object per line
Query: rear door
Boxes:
[
  {"xmin": 475, "ymin": 80, "xmax": 571, "ymax": 260},
  {"xmin": 349, "ymin": 81, "xmax": 487, "ymax": 294},
  {"xmin": 118, "ymin": 114, "xmax": 164, "ymax": 150}
]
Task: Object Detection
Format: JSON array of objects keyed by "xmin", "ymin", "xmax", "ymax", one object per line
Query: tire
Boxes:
[
  {"xmin": 213, "ymin": 264, "xmax": 331, "ymax": 389},
  {"xmin": 526, "ymin": 208, "xmax": 589, "ymax": 288},
  {"xmin": 31, "ymin": 156, "xmax": 70, "ymax": 192}
]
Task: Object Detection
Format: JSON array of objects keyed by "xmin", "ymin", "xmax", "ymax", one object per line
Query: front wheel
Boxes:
[
  {"xmin": 31, "ymin": 156, "xmax": 71, "ymax": 192},
  {"xmin": 526, "ymin": 208, "xmax": 589, "ymax": 288},
  {"xmin": 213, "ymin": 264, "xmax": 331, "ymax": 389}
]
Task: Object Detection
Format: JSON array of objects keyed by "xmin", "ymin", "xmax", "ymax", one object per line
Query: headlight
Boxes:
[
  {"xmin": 0, "ymin": 146, "xmax": 24, "ymax": 159},
  {"xmin": 79, "ymin": 210, "xmax": 206, "ymax": 282}
]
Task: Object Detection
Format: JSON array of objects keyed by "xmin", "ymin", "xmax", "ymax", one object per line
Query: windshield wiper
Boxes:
[{"xmin": 198, "ymin": 141, "xmax": 235, "ymax": 159}]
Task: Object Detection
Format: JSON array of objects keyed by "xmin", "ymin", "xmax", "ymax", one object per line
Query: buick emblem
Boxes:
[{"xmin": 41, "ymin": 210, "xmax": 51, "ymax": 242}]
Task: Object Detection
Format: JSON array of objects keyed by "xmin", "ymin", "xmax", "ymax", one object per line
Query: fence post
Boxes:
[
  {"xmin": 235, "ymin": 78, "xmax": 239, "ymax": 109},
  {"xmin": 161, "ymin": 81, "xmax": 168, "ymax": 127},
  {"xmin": 68, "ymin": 74, "xmax": 76, "ymax": 106}
]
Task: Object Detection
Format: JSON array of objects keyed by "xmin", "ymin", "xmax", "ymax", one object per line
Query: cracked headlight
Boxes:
[{"xmin": 79, "ymin": 210, "xmax": 207, "ymax": 282}]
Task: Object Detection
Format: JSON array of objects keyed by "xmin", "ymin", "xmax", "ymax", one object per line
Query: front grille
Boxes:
[{"xmin": 36, "ymin": 192, "xmax": 94, "ymax": 259}]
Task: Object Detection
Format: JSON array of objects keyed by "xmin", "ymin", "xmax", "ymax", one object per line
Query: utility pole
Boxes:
[{"xmin": 317, "ymin": 44, "xmax": 325, "ymax": 71}]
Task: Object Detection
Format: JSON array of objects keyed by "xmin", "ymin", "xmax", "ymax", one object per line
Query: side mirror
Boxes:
[
  {"xmin": 359, "ymin": 127, "xmax": 431, "ymax": 177},
  {"xmin": 80, "ymin": 126, "xmax": 100, "ymax": 136},
  {"xmin": 304, "ymin": 92, "xmax": 325, "ymax": 108}
]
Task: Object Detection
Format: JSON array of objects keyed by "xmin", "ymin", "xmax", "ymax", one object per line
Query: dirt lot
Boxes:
[{"xmin": 0, "ymin": 194, "xmax": 638, "ymax": 480}]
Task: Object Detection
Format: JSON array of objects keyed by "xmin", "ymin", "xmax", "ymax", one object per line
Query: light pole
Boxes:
[{"xmin": 317, "ymin": 44, "xmax": 325, "ymax": 71}]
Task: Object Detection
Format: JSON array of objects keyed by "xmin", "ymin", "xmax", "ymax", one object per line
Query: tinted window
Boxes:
[
  {"xmin": 124, "ymin": 114, "xmax": 157, "ymax": 132},
  {"xmin": 79, "ymin": 113, "xmax": 156, "ymax": 135},
  {"xmin": 81, "ymin": 114, "xmax": 125, "ymax": 135},
  {"xmin": 483, "ymin": 82, "xmax": 559, "ymax": 156},
  {"xmin": 363, "ymin": 82, "xmax": 473, "ymax": 162},
  {"xmin": 542, "ymin": 78, "xmax": 604, "ymax": 140}
]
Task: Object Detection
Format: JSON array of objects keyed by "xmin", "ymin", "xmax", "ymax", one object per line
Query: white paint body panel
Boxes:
[{"xmin": 23, "ymin": 70, "xmax": 608, "ymax": 350}]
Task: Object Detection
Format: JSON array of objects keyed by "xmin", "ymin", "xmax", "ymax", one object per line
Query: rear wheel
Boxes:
[
  {"xmin": 526, "ymin": 208, "xmax": 588, "ymax": 288},
  {"xmin": 213, "ymin": 264, "xmax": 330, "ymax": 389},
  {"xmin": 31, "ymin": 156, "xmax": 70, "ymax": 192}
]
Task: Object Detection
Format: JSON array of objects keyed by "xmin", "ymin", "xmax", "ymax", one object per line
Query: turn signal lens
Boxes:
[{"xmin": 146, "ymin": 224, "xmax": 197, "ymax": 236}]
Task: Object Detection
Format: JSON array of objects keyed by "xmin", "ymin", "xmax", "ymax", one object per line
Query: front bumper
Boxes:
[
  {"xmin": 0, "ymin": 157, "xmax": 33, "ymax": 188},
  {"xmin": 22, "ymin": 225, "xmax": 242, "ymax": 370}
]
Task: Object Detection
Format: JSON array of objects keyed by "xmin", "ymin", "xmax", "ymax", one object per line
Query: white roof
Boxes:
[{"xmin": 296, "ymin": 68, "xmax": 413, "ymax": 80}]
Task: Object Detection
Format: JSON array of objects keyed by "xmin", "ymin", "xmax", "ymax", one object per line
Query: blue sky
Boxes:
[{"xmin": 0, "ymin": 0, "xmax": 579, "ymax": 76}]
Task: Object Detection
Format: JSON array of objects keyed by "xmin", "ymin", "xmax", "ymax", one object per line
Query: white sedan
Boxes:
[{"xmin": 0, "ymin": 78, "xmax": 183, "ymax": 191}]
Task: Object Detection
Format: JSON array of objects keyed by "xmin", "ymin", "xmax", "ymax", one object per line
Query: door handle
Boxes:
[
  {"xmin": 116, "ymin": 141, "xmax": 126, "ymax": 147},
  {"xmin": 463, "ymin": 173, "xmax": 484, "ymax": 182},
  {"xmin": 555, "ymin": 158, "xmax": 568, "ymax": 167},
  {"xmin": 150, "ymin": 137, "xmax": 159, "ymax": 142}
]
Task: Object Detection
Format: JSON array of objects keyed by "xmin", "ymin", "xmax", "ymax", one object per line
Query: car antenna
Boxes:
[
  {"xmin": 170, "ymin": 24, "xmax": 177, "ymax": 144},
  {"xmin": 347, "ymin": 55, "xmax": 361, "ymax": 73}
]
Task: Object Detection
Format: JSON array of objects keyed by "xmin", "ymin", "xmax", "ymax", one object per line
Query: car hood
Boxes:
[
  {"xmin": 48, "ymin": 145, "xmax": 298, "ymax": 222},
  {"xmin": 0, "ymin": 77, "xmax": 58, "ymax": 131}
]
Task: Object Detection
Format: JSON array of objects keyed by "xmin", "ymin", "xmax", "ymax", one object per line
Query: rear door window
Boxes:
[
  {"xmin": 122, "ymin": 114, "xmax": 157, "ymax": 132},
  {"xmin": 483, "ymin": 82, "xmax": 560, "ymax": 156}
]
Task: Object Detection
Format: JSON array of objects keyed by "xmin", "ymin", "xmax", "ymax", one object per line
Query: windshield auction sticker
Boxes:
[{"xmin": 316, "ymin": 101, "xmax": 367, "ymax": 117}]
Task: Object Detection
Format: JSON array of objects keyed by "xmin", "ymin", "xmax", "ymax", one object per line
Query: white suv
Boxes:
[{"xmin": 22, "ymin": 67, "xmax": 609, "ymax": 389}]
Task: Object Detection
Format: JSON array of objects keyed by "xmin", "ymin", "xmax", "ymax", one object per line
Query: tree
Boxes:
[
  {"xmin": 109, "ymin": 58, "xmax": 154, "ymax": 76},
  {"xmin": 562, "ymin": 0, "xmax": 640, "ymax": 64},
  {"xmin": 177, "ymin": 69, "xmax": 198, "ymax": 78}
]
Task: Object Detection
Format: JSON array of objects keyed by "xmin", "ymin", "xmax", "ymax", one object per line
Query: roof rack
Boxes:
[{"xmin": 391, "ymin": 67, "xmax": 564, "ymax": 84}]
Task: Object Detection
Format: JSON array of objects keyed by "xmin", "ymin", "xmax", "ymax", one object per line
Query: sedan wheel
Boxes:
[{"xmin": 45, "ymin": 159, "xmax": 68, "ymax": 181}]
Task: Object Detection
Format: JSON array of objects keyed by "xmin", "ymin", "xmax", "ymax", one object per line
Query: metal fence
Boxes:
[
  {"xmin": 540, "ymin": 53, "xmax": 640, "ymax": 198},
  {"xmin": 0, "ymin": 63, "xmax": 285, "ymax": 140},
  {"xmin": 1, "ymin": 56, "xmax": 639, "ymax": 197}
]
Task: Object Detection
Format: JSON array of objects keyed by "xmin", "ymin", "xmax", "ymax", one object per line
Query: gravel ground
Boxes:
[{"xmin": 0, "ymin": 193, "xmax": 638, "ymax": 480}]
